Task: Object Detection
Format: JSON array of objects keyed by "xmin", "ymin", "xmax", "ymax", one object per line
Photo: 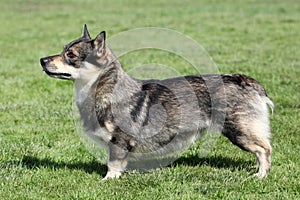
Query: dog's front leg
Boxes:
[{"xmin": 102, "ymin": 138, "xmax": 129, "ymax": 180}]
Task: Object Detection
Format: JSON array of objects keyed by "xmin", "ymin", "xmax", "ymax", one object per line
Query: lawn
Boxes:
[{"xmin": 0, "ymin": 0, "xmax": 299, "ymax": 199}]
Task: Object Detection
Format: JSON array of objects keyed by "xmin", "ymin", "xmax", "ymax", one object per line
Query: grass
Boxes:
[{"xmin": 0, "ymin": 0, "xmax": 299, "ymax": 199}]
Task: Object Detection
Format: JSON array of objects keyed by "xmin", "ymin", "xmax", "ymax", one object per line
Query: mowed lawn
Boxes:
[{"xmin": 0, "ymin": 0, "xmax": 299, "ymax": 199}]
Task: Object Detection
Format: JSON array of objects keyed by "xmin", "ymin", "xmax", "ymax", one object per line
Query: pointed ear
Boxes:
[
  {"xmin": 82, "ymin": 24, "xmax": 91, "ymax": 39},
  {"xmin": 93, "ymin": 31, "xmax": 106, "ymax": 54},
  {"xmin": 94, "ymin": 31, "xmax": 106, "ymax": 45}
]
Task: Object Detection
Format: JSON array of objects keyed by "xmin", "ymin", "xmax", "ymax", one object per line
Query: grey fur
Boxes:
[{"xmin": 40, "ymin": 25, "xmax": 273, "ymax": 180}]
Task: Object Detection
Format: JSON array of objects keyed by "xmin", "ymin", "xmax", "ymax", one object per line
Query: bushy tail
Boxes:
[
  {"xmin": 240, "ymin": 74, "xmax": 274, "ymax": 115},
  {"xmin": 262, "ymin": 96, "xmax": 274, "ymax": 115}
]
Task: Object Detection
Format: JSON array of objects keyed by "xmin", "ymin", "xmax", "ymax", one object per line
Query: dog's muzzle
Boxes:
[{"xmin": 40, "ymin": 56, "xmax": 72, "ymax": 79}]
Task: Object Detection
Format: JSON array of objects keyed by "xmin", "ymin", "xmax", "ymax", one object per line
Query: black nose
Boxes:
[{"xmin": 40, "ymin": 57, "xmax": 49, "ymax": 66}]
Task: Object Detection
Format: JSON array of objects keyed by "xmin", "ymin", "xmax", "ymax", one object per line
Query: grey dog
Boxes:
[{"xmin": 40, "ymin": 25, "xmax": 274, "ymax": 180}]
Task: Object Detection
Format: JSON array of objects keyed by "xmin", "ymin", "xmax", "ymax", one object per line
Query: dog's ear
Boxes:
[
  {"xmin": 93, "ymin": 31, "xmax": 106, "ymax": 55},
  {"xmin": 82, "ymin": 24, "xmax": 91, "ymax": 39}
]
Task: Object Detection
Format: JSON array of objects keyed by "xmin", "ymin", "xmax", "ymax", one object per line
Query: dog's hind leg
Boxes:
[
  {"xmin": 253, "ymin": 142, "xmax": 272, "ymax": 178},
  {"xmin": 241, "ymin": 114, "xmax": 272, "ymax": 178},
  {"xmin": 222, "ymin": 118, "xmax": 272, "ymax": 178},
  {"xmin": 240, "ymin": 137, "xmax": 272, "ymax": 178}
]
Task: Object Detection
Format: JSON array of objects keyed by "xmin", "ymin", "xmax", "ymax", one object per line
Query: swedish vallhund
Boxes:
[{"xmin": 40, "ymin": 25, "xmax": 274, "ymax": 180}]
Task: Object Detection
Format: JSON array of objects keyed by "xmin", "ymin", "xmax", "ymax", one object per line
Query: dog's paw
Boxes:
[
  {"xmin": 253, "ymin": 171, "xmax": 267, "ymax": 179},
  {"xmin": 102, "ymin": 171, "xmax": 122, "ymax": 181}
]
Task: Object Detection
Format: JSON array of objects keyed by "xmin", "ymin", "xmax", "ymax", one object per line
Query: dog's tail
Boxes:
[
  {"xmin": 261, "ymin": 95, "xmax": 274, "ymax": 115},
  {"xmin": 262, "ymin": 96, "xmax": 274, "ymax": 115},
  {"xmin": 241, "ymin": 75, "xmax": 274, "ymax": 114},
  {"xmin": 251, "ymin": 84, "xmax": 274, "ymax": 115}
]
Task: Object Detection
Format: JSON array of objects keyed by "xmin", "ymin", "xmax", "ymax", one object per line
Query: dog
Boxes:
[{"xmin": 40, "ymin": 25, "xmax": 274, "ymax": 180}]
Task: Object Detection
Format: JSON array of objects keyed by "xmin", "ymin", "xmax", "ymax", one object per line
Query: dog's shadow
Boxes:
[
  {"xmin": 21, "ymin": 156, "xmax": 107, "ymax": 177},
  {"xmin": 174, "ymin": 155, "xmax": 253, "ymax": 170},
  {"xmin": 20, "ymin": 155, "xmax": 253, "ymax": 177}
]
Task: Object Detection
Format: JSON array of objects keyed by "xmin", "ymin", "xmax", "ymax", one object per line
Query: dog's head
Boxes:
[{"xmin": 40, "ymin": 25, "xmax": 111, "ymax": 81}]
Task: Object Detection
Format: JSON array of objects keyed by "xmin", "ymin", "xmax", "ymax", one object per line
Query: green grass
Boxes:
[{"xmin": 1, "ymin": 0, "xmax": 299, "ymax": 199}]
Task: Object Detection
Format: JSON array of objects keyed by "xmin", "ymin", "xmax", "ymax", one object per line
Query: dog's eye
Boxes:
[{"xmin": 66, "ymin": 52, "xmax": 77, "ymax": 59}]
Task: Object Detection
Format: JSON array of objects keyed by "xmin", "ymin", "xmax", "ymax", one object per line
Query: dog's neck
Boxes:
[
  {"xmin": 74, "ymin": 49, "xmax": 123, "ymax": 104},
  {"xmin": 74, "ymin": 53, "xmax": 140, "ymax": 110}
]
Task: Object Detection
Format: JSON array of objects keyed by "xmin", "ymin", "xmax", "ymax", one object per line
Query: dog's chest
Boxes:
[
  {"xmin": 74, "ymin": 82, "xmax": 114, "ymax": 143},
  {"xmin": 76, "ymin": 98, "xmax": 113, "ymax": 143}
]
